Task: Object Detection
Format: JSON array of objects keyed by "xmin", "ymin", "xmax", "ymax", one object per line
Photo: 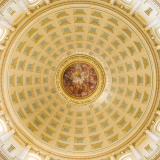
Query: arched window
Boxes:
[
  {"xmin": 27, "ymin": 0, "xmax": 37, "ymax": 4},
  {"xmin": 157, "ymin": 122, "xmax": 160, "ymax": 132},
  {"xmin": 27, "ymin": 0, "xmax": 41, "ymax": 6},
  {"xmin": 153, "ymin": 27, "xmax": 160, "ymax": 42},
  {"xmin": 0, "ymin": 28, "xmax": 3, "ymax": 37},
  {"xmin": 0, "ymin": 28, "xmax": 6, "ymax": 41},
  {"xmin": 124, "ymin": 157, "xmax": 133, "ymax": 160},
  {"xmin": 119, "ymin": 154, "xmax": 133, "ymax": 160},
  {"xmin": 27, "ymin": 154, "xmax": 41, "ymax": 160},
  {"xmin": 28, "ymin": 157, "xmax": 38, "ymax": 160},
  {"xmin": 0, "ymin": 119, "xmax": 7, "ymax": 134},
  {"xmin": 152, "ymin": 119, "xmax": 160, "ymax": 137},
  {"xmin": 0, "ymin": 123, "xmax": 4, "ymax": 133},
  {"xmin": 156, "ymin": 28, "xmax": 160, "ymax": 37},
  {"xmin": 121, "ymin": 0, "xmax": 132, "ymax": 5},
  {"xmin": 124, "ymin": 0, "xmax": 132, "ymax": 2}
]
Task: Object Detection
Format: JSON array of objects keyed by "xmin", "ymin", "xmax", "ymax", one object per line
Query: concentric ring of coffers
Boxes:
[{"xmin": 1, "ymin": 2, "xmax": 156, "ymax": 158}]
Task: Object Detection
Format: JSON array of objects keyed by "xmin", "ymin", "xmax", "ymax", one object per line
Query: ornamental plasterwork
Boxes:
[
  {"xmin": 50, "ymin": 52, "xmax": 109, "ymax": 110},
  {"xmin": 0, "ymin": 2, "xmax": 158, "ymax": 159}
]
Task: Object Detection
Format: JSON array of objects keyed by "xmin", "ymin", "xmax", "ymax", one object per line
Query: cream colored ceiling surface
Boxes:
[
  {"xmin": 0, "ymin": 2, "xmax": 158, "ymax": 159},
  {"xmin": 0, "ymin": 0, "xmax": 6, "ymax": 5}
]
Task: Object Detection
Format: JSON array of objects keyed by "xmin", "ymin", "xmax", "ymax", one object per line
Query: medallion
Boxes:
[
  {"xmin": 54, "ymin": 54, "xmax": 106, "ymax": 105},
  {"xmin": 63, "ymin": 63, "xmax": 98, "ymax": 98}
]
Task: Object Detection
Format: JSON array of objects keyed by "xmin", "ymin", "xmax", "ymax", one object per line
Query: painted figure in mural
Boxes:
[{"xmin": 63, "ymin": 62, "xmax": 97, "ymax": 97}]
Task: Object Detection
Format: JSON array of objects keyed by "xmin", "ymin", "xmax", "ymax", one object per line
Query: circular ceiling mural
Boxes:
[
  {"xmin": 53, "ymin": 54, "xmax": 106, "ymax": 107},
  {"xmin": 63, "ymin": 62, "xmax": 98, "ymax": 98},
  {"xmin": 0, "ymin": 2, "xmax": 157, "ymax": 159}
]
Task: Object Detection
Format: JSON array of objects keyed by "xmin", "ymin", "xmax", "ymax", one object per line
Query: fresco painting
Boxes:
[{"xmin": 63, "ymin": 62, "xmax": 98, "ymax": 97}]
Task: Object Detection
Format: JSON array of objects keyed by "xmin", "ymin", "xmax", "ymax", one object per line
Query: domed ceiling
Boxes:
[{"xmin": 0, "ymin": 1, "xmax": 158, "ymax": 159}]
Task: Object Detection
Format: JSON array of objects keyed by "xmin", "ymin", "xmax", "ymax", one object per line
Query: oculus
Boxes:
[{"xmin": 63, "ymin": 62, "xmax": 98, "ymax": 98}]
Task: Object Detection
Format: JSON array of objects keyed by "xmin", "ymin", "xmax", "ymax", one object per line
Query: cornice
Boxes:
[
  {"xmin": 0, "ymin": 0, "xmax": 13, "ymax": 12},
  {"xmin": 0, "ymin": 0, "xmax": 159, "ymax": 159}
]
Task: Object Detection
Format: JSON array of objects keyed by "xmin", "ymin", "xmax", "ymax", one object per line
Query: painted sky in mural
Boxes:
[{"xmin": 63, "ymin": 62, "xmax": 97, "ymax": 97}]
